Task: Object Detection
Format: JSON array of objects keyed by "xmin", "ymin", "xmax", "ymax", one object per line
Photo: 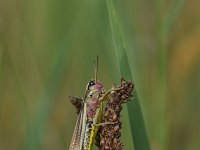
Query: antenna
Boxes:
[{"xmin": 94, "ymin": 55, "xmax": 98, "ymax": 81}]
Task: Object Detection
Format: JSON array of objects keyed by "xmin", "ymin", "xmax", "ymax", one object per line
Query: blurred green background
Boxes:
[{"xmin": 0, "ymin": 0, "xmax": 200, "ymax": 150}]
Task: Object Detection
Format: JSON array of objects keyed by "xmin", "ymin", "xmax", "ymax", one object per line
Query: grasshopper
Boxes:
[
  {"xmin": 69, "ymin": 56, "xmax": 107, "ymax": 150},
  {"xmin": 69, "ymin": 56, "xmax": 125, "ymax": 150}
]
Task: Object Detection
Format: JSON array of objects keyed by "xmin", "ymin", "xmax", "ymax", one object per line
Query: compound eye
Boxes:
[
  {"xmin": 87, "ymin": 80, "xmax": 95, "ymax": 90},
  {"xmin": 88, "ymin": 80, "xmax": 95, "ymax": 87}
]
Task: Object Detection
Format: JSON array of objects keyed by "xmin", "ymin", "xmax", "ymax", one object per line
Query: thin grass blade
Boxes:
[{"xmin": 106, "ymin": 0, "xmax": 151, "ymax": 149}]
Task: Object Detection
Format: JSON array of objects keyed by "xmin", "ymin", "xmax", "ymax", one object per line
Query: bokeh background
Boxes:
[{"xmin": 0, "ymin": 0, "xmax": 200, "ymax": 150}]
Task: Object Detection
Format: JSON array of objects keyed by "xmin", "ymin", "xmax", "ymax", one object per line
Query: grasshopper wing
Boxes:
[
  {"xmin": 69, "ymin": 103, "xmax": 87, "ymax": 150},
  {"xmin": 69, "ymin": 109, "xmax": 83, "ymax": 150}
]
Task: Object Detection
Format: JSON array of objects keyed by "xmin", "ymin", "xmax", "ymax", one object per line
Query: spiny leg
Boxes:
[
  {"xmin": 99, "ymin": 86, "xmax": 124, "ymax": 102},
  {"xmin": 93, "ymin": 121, "xmax": 118, "ymax": 127}
]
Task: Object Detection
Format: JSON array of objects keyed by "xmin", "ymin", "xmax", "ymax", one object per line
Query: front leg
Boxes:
[{"xmin": 69, "ymin": 95, "xmax": 83, "ymax": 114}]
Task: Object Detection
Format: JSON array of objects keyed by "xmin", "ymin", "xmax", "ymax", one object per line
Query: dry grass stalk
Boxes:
[{"xmin": 100, "ymin": 78, "xmax": 134, "ymax": 150}]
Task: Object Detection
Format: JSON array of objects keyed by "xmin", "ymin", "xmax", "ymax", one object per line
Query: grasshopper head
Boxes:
[{"xmin": 86, "ymin": 80, "xmax": 103, "ymax": 93}]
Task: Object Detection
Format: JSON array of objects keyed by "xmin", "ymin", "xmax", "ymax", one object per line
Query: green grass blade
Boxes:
[{"xmin": 106, "ymin": 0, "xmax": 150, "ymax": 149}]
